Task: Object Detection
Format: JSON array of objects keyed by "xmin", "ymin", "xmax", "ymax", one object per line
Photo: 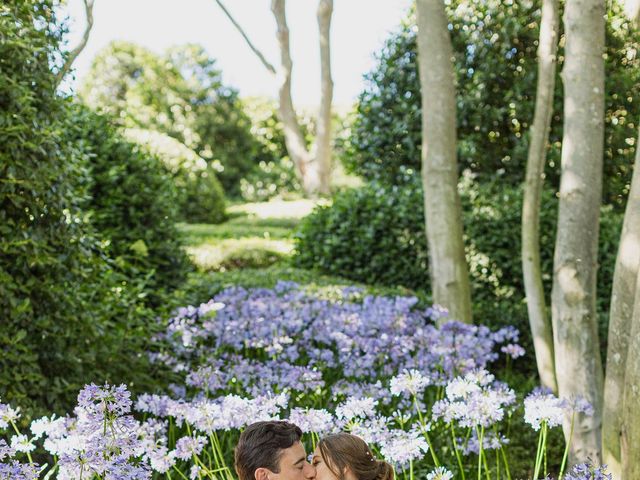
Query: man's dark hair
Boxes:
[{"xmin": 235, "ymin": 421, "xmax": 303, "ymax": 480}]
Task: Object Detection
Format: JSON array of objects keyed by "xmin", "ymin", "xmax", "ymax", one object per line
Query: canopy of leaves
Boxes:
[
  {"xmin": 80, "ymin": 42, "xmax": 259, "ymax": 195},
  {"xmin": 342, "ymin": 1, "xmax": 640, "ymax": 209}
]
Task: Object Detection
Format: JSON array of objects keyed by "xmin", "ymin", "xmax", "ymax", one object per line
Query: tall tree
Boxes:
[
  {"xmin": 552, "ymin": 0, "xmax": 605, "ymax": 463},
  {"xmin": 522, "ymin": 0, "xmax": 560, "ymax": 393},
  {"xmin": 215, "ymin": 0, "xmax": 333, "ymax": 196},
  {"xmin": 415, "ymin": 0, "xmax": 472, "ymax": 323},
  {"xmin": 622, "ymin": 260, "xmax": 640, "ymax": 478},
  {"xmin": 55, "ymin": 0, "xmax": 95, "ymax": 86},
  {"xmin": 603, "ymin": 126, "xmax": 640, "ymax": 478},
  {"xmin": 626, "ymin": 0, "xmax": 640, "ymax": 23}
]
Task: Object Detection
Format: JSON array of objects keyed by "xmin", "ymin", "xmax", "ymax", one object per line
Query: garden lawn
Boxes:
[{"xmin": 179, "ymin": 199, "xmax": 323, "ymax": 272}]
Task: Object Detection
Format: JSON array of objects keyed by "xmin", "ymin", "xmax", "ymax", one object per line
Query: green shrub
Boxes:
[
  {"xmin": 67, "ymin": 107, "xmax": 192, "ymax": 300},
  {"xmin": 0, "ymin": 2, "xmax": 162, "ymax": 415},
  {"xmin": 342, "ymin": 2, "xmax": 640, "ymax": 209},
  {"xmin": 293, "ymin": 179, "xmax": 622, "ymax": 360},
  {"xmin": 80, "ymin": 42, "xmax": 260, "ymax": 196},
  {"xmin": 124, "ymin": 128, "xmax": 226, "ymax": 223}
]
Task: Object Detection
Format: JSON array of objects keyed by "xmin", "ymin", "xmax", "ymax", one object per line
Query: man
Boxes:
[{"xmin": 235, "ymin": 421, "xmax": 316, "ymax": 480}]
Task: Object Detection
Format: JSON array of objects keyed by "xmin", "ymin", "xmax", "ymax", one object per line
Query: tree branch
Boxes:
[
  {"xmin": 213, "ymin": 0, "xmax": 277, "ymax": 75},
  {"xmin": 56, "ymin": 0, "xmax": 95, "ymax": 87}
]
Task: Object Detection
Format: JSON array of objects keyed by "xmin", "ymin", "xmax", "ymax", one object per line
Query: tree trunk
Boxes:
[
  {"xmin": 271, "ymin": 0, "xmax": 314, "ymax": 190},
  {"xmin": 552, "ymin": 0, "xmax": 605, "ymax": 464},
  {"xmin": 312, "ymin": 0, "xmax": 333, "ymax": 196},
  {"xmin": 625, "ymin": 0, "xmax": 640, "ymax": 24},
  {"xmin": 522, "ymin": 0, "xmax": 560, "ymax": 394},
  {"xmin": 215, "ymin": 0, "xmax": 333, "ymax": 196},
  {"xmin": 415, "ymin": 0, "xmax": 472, "ymax": 324},
  {"xmin": 55, "ymin": 0, "xmax": 95, "ymax": 87},
  {"xmin": 603, "ymin": 126, "xmax": 640, "ymax": 479},
  {"xmin": 622, "ymin": 263, "xmax": 640, "ymax": 478}
]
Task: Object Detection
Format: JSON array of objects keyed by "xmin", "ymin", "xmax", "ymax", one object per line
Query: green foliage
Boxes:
[
  {"xmin": 80, "ymin": 42, "xmax": 259, "ymax": 195},
  {"xmin": 293, "ymin": 179, "xmax": 622, "ymax": 360},
  {"xmin": 240, "ymin": 98, "xmax": 307, "ymax": 201},
  {"xmin": 67, "ymin": 107, "xmax": 191, "ymax": 298},
  {"xmin": 124, "ymin": 128, "xmax": 226, "ymax": 224},
  {"xmin": 0, "ymin": 2, "xmax": 161, "ymax": 415},
  {"xmin": 342, "ymin": 1, "xmax": 640, "ymax": 208}
]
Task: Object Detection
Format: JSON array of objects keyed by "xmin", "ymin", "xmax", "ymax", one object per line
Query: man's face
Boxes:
[{"xmin": 265, "ymin": 441, "xmax": 316, "ymax": 480}]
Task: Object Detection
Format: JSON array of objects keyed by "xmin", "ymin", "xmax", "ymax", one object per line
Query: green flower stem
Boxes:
[
  {"xmin": 543, "ymin": 425, "xmax": 548, "ymax": 478},
  {"xmin": 476, "ymin": 426, "xmax": 484, "ymax": 480},
  {"xmin": 558, "ymin": 411, "xmax": 576, "ymax": 480},
  {"xmin": 173, "ymin": 465, "xmax": 191, "ymax": 480},
  {"xmin": 450, "ymin": 423, "xmax": 466, "ymax": 480},
  {"xmin": 412, "ymin": 395, "xmax": 440, "ymax": 467},
  {"xmin": 10, "ymin": 420, "xmax": 34, "ymax": 465},
  {"xmin": 532, "ymin": 421, "xmax": 547, "ymax": 480},
  {"xmin": 500, "ymin": 446, "xmax": 512, "ymax": 480}
]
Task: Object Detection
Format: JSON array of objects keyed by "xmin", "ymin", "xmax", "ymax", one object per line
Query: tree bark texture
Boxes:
[
  {"xmin": 552, "ymin": 0, "xmax": 605, "ymax": 464},
  {"xmin": 603, "ymin": 126, "xmax": 640, "ymax": 479},
  {"xmin": 313, "ymin": 0, "xmax": 333, "ymax": 196},
  {"xmin": 415, "ymin": 0, "xmax": 473, "ymax": 324},
  {"xmin": 621, "ymin": 263, "xmax": 640, "ymax": 478},
  {"xmin": 522, "ymin": 0, "xmax": 560, "ymax": 394},
  {"xmin": 271, "ymin": 0, "xmax": 314, "ymax": 189}
]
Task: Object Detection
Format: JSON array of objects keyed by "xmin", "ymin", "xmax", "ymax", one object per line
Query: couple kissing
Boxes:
[{"xmin": 235, "ymin": 421, "xmax": 394, "ymax": 480}]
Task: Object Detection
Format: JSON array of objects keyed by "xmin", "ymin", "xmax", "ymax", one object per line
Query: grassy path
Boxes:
[{"xmin": 178, "ymin": 199, "xmax": 320, "ymax": 272}]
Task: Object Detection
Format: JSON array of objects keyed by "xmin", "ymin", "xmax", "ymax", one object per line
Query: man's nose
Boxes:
[{"xmin": 304, "ymin": 463, "xmax": 317, "ymax": 479}]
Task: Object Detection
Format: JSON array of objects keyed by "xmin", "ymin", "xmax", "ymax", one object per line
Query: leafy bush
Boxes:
[
  {"xmin": 81, "ymin": 42, "xmax": 260, "ymax": 195},
  {"xmin": 240, "ymin": 97, "xmax": 308, "ymax": 201},
  {"xmin": 293, "ymin": 179, "xmax": 622, "ymax": 358},
  {"xmin": 342, "ymin": 2, "xmax": 640, "ymax": 209},
  {"xmin": 68, "ymin": 107, "xmax": 192, "ymax": 297},
  {"xmin": 0, "ymin": 1, "xmax": 162, "ymax": 415},
  {"xmin": 124, "ymin": 128, "xmax": 226, "ymax": 223}
]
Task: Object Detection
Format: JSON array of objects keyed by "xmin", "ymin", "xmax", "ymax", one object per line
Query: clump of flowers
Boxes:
[
  {"xmin": 562, "ymin": 463, "xmax": 612, "ymax": 480},
  {"xmin": 2, "ymin": 285, "xmax": 544, "ymax": 480}
]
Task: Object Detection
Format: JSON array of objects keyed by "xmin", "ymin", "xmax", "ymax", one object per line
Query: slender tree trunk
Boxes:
[
  {"xmin": 271, "ymin": 0, "xmax": 314, "ymax": 188},
  {"xmin": 55, "ymin": 0, "xmax": 95, "ymax": 87},
  {"xmin": 622, "ymin": 263, "xmax": 640, "ymax": 478},
  {"xmin": 313, "ymin": 0, "xmax": 334, "ymax": 196},
  {"xmin": 603, "ymin": 126, "xmax": 640, "ymax": 479},
  {"xmin": 552, "ymin": 0, "xmax": 605, "ymax": 463},
  {"xmin": 625, "ymin": 0, "xmax": 640, "ymax": 24},
  {"xmin": 522, "ymin": 0, "xmax": 560, "ymax": 394},
  {"xmin": 415, "ymin": 0, "xmax": 472, "ymax": 324}
]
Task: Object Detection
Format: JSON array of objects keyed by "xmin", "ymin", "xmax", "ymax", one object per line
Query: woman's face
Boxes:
[{"xmin": 311, "ymin": 446, "xmax": 341, "ymax": 480}]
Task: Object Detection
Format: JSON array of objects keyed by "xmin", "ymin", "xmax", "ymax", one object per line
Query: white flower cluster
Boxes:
[
  {"xmin": 390, "ymin": 369, "xmax": 430, "ymax": 396},
  {"xmin": 288, "ymin": 408, "xmax": 334, "ymax": 434},
  {"xmin": 426, "ymin": 467, "xmax": 454, "ymax": 480},
  {"xmin": 523, "ymin": 391, "xmax": 566, "ymax": 431},
  {"xmin": 432, "ymin": 370, "xmax": 515, "ymax": 428},
  {"xmin": 335, "ymin": 397, "xmax": 377, "ymax": 422},
  {"xmin": 379, "ymin": 428, "xmax": 429, "ymax": 468}
]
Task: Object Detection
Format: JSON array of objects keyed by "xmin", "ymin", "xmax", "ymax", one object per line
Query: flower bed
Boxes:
[{"xmin": 1, "ymin": 283, "xmax": 608, "ymax": 479}]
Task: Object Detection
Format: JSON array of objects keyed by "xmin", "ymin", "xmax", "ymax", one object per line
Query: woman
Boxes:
[{"xmin": 311, "ymin": 433, "xmax": 394, "ymax": 480}]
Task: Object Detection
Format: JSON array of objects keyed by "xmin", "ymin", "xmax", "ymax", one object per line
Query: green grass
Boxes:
[{"xmin": 178, "ymin": 199, "xmax": 324, "ymax": 272}]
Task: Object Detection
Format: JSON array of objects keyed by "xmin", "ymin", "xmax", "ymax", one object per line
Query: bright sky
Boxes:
[{"xmin": 60, "ymin": 0, "xmax": 413, "ymax": 109}]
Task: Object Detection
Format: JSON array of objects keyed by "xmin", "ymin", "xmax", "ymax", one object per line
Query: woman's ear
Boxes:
[
  {"xmin": 255, "ymin": 468, "xmax": 271, "ymax": 480},
  {"xmin": 343, "ymin": 466, "xmax": 358, "ymax": 480}
]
